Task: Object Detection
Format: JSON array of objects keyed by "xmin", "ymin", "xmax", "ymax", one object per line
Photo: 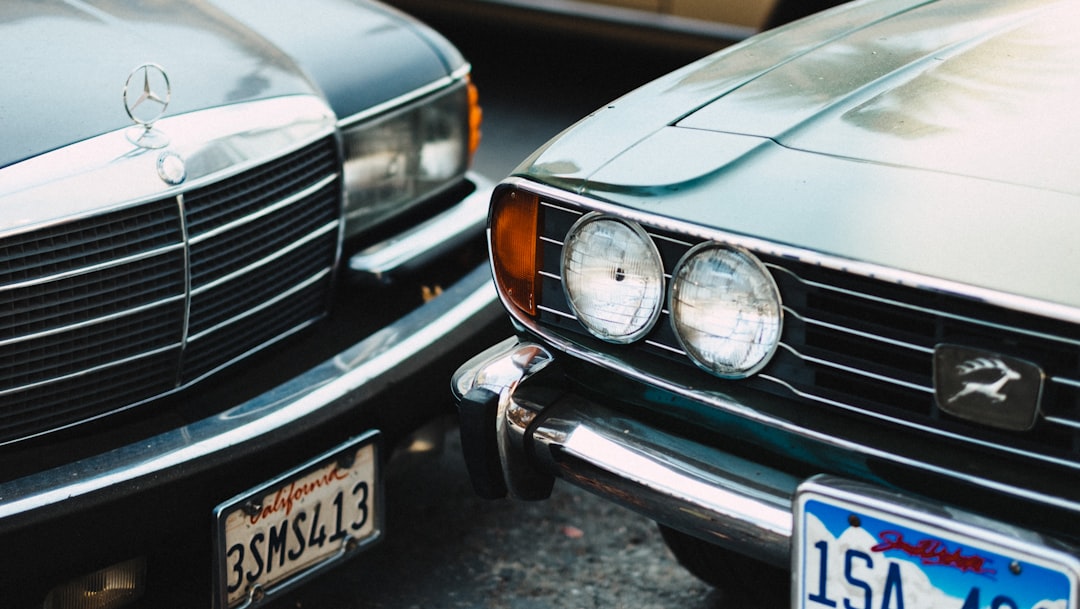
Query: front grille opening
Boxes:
[
  {"xmin": 0, "ymin": 199, "xmax": 181, "ymax": 285},
  {"xmin": 811, "ymin": 366, "xmax": 932, "ymax": 416},
  {"xmin": 188, "ymin": 185, "xmax": 337, "ymax": 287},
  {"xmin": 184, "ymin": 139, "xmax": 338, "ymax": 236},
  {"xmin": 799, "ymin": 322, "xmax": 931, "ymax": 385},
  {"xmin": 0, "ymin": 352, "xmax": 180, "ymax": 444},
  {"xmin": 181, "ymin": 281, "xmax": 326, "ymax": 383},
  {"xmin": 803, "ymin": 289, "xmax": 937, "ymax": 346},
  {"xmin": 0, "ymin": 252, "xmax": 185, "ymax": 340},
  {"xmin": 0, "ymin": 304, "xmax": 183, "ymax": 390}
]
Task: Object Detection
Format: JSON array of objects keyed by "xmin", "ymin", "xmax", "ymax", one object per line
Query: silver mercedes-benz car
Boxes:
[
  {"xmin": 0, "ymin": 2, "xmax": 505, "ymax": 608},
  {"xmin": 454, "ymin": 0, "xmax": 1080, "ymax": 606}
]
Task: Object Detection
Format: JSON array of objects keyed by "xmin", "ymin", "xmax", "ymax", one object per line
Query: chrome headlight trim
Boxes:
[
  {"xmin": 669, "ymin": 242, "xmax": 783, "ymax": 378},
  {"xmin": 561, "ymin": 212, "xmax": 665, "ymax": 344}
]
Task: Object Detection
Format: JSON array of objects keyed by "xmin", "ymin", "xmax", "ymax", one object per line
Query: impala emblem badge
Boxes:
[
  {"xmin": 933, "ymin": 345, "xmax": 1043, "ymax": 431},
  {"xmin": 123, "ymin": 63, "xmax": 171, "ymax": 149}
]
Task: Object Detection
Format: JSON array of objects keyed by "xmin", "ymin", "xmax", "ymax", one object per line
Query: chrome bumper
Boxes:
[
  {"xmin": 0, "ymin": 262, "xmax": 501, "ymax": 530},
  {"xmin": 452, "ymin": 339, "xmax": 799, "ymax": 568}
]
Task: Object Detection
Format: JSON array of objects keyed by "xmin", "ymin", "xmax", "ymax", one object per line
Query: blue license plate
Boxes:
[{"xmin": 795, "ymin": 477, "xmax": 1078, "ymax": 609}]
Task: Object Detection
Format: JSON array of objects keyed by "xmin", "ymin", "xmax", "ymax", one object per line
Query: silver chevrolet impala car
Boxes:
[
  {"xmin": 455, "ymin": 0, "xmax": 1080, "ymax": 606},
  {"xmin": 0, "ymin": 2, "xmax": 504, "ymax": 608}
]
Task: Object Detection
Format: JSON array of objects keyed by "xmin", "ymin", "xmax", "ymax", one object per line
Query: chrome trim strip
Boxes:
[
  {"xmin": 0, "ymin": 264, "xmax": 501, "ymax": 521},
  {"xmin": 0, "ymin": 295, "xmax": 185, "ymax": 349},
  {"xmin": 184, "ymin": 316, "xmax": 322, "ymax": 391},
  {"xmin": 337, "ymin": 67, "xmax": 471, "ymax": 130},
  {"xmin": 188, "ymin": 173, "xmax": 339, "ymax": 244},
  {"xmin": 785, "ymin": 307, "xmax": 935, "ymax": 354},
  {"xmin": 1053, "ymin": 376, "xmax": 1080, "ymax": 389},
  {"xmin": 772, "ymin": 265, "xmax": 1080, "ymax": 349},
  {"xmin": 178, "ymin": 193, "xmax": 193, "ymax": 368},
  {"xmin": 513, "ymin": 177, "xmax": 1080, "ymax": 326},
  {"xmin": 0, "ymin": 342, "xmax": 181, "ymax": 400},
  {"xmin": 537, "ymin": 270, "xmax": 561, "ymax": 281},
  {"xmin": 0, "ymin": 244, "xmax": 185, "ymax": 294},
  {"xmin": 648, "ymin": 231, "xmax": 694, "ymax": 248},
  {"xmin": 535, "ymin": 305, "xmax": 575, "ymax": 321},
  {"xmin": 644, "ymin": 339, "xmax": 685, "ymax": 356},
  {"xmin": 757, "ymin": 373, "xmax": 1079, "ymax": 472},
  {"xmin": 1046, "ymin": 416, "xmax": 1080, "ymax": 431},
  {"xmin": 539, "ymin": 200, "xmax": 584, "ymax": 218},
  {"xmin": 775, "ymin": 343, "xmax": 933, "ymax": 394},
  {"xmin": 187, "ymin": 270, "xmax": 330, "ymax": 343},
  {"xmin": 190, "ymin": 221, "xmax": 338, "ymax": 296}
]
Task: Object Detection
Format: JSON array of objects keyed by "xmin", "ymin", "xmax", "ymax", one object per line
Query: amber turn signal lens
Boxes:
[
  {"xmin": 466, "ymin": 76, "xmax": 482, "ymax": 164},
  {"xmin": 490, "ymin": 187, "xmax": 539, "ymax": 315}
]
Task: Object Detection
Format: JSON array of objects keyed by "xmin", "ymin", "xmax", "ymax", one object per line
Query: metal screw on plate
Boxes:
[
  {"xmin": 338, "ymin": 451, "xmax": 356, "ymax": 469},
  {"xmin": 345, "ymin": 536, "xmax": 359, "ymax": 552},
  {"xmin": 242, "ymin": 500, "xmax": 263, "ymax": 517},
  {"xmin": 249, "ymin": 584, "xmax": 266, "ymax": 604},
  {"xmin": 1010, "ymin": 561, "xmax": 1023, "ymax": 576}
]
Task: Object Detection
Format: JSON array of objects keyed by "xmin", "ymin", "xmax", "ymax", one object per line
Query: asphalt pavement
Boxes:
[{"xmin": 279, "ymin": 418, "xmax": 720, "ymax": 609}]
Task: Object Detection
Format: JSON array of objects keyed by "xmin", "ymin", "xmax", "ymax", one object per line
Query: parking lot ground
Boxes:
[{"xmin": 278, "ymin": 420, "xmax": 720, "ymax": 609}]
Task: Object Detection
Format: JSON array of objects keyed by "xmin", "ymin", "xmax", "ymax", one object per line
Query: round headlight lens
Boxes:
[
  {"xmin": 562, "ymin": 214, "xmax": 664, "ymax": 343},
  {"xmin": 670, "ymin": 244, "xmax": 782, "ymax": 377}
]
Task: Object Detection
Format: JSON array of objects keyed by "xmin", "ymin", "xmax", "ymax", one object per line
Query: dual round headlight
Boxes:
[
  {"xmin": 669, "ymin": 243, "xmax": 783, "ymax": 377},
  {"xmin": 562, "ymin": 214, "xmax": 782, "ymax": 378},
  {"xmin": 562, "ymin": 214, "xmax": 664, "ymax": 343}
]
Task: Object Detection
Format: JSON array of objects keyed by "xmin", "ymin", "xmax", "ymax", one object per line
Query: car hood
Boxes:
[
  {"xmin": 679, "ymin": 0, "xmax": 1080, "ymax": 195},
  {"xmin": 516, "ymin": 0, "xmax": 1080, "ymax": 313},
  {"xmin": 0, "ymin": 0, "xmax": 457, "ymax": 169}
]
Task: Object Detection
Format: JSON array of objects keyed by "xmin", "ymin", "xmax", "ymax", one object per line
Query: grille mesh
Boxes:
[
  {"xmin": 0, "ymin": 137, "xmax": 340, "ymax": 444},
  {"xmin": 534, "ymin": 198, "xmax": 1080, "ymax": 466}
]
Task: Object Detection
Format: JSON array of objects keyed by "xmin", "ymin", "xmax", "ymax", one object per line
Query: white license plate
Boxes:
[
  {"xmin": 213, "ymin": 432, "xmax": 382, "ymax": 609},
  {"xmin": 795, "ymin": 477, "xmax": 1078, "ymax": 609}
]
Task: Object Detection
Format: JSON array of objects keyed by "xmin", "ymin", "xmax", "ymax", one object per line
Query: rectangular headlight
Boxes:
[{"xmin": 341, "ymin": 80, "xmax": 476, "ymax": 239}]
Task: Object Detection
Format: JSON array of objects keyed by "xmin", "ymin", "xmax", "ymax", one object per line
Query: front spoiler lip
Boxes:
[{"xmin": 0, "ymin": 263, "xmax": 501, "ymax": 531}]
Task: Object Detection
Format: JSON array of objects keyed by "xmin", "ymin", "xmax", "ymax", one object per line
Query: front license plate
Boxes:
[
  {"xmin": 795, "ymin": 477, "xmax": 1079, "ymax": 609},
  {"xmin": 213, "ymin": 432, "xmax": 382, "ymax": 609}
]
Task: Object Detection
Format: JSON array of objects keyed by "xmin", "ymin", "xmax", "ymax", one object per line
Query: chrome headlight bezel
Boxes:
[
  {"xmin": 561, "ymin": 213, "xmax": 665, "ymax": 344},
  {"xmin": 340, "ymin": 80, "xmax": 472, "ymax": 239},
  {"xmin": 669, "ymin": 242, "xmax": 783, "ymax": 378}
]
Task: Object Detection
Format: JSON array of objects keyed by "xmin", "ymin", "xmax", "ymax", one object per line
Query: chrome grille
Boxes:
[
  {"xmin": 0, "ymin": 137, "xmax": 341, "ymax": 444},
  {"xmin": 535, "ymin": 198, "xmax": 1080, "ymax": 465}
]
